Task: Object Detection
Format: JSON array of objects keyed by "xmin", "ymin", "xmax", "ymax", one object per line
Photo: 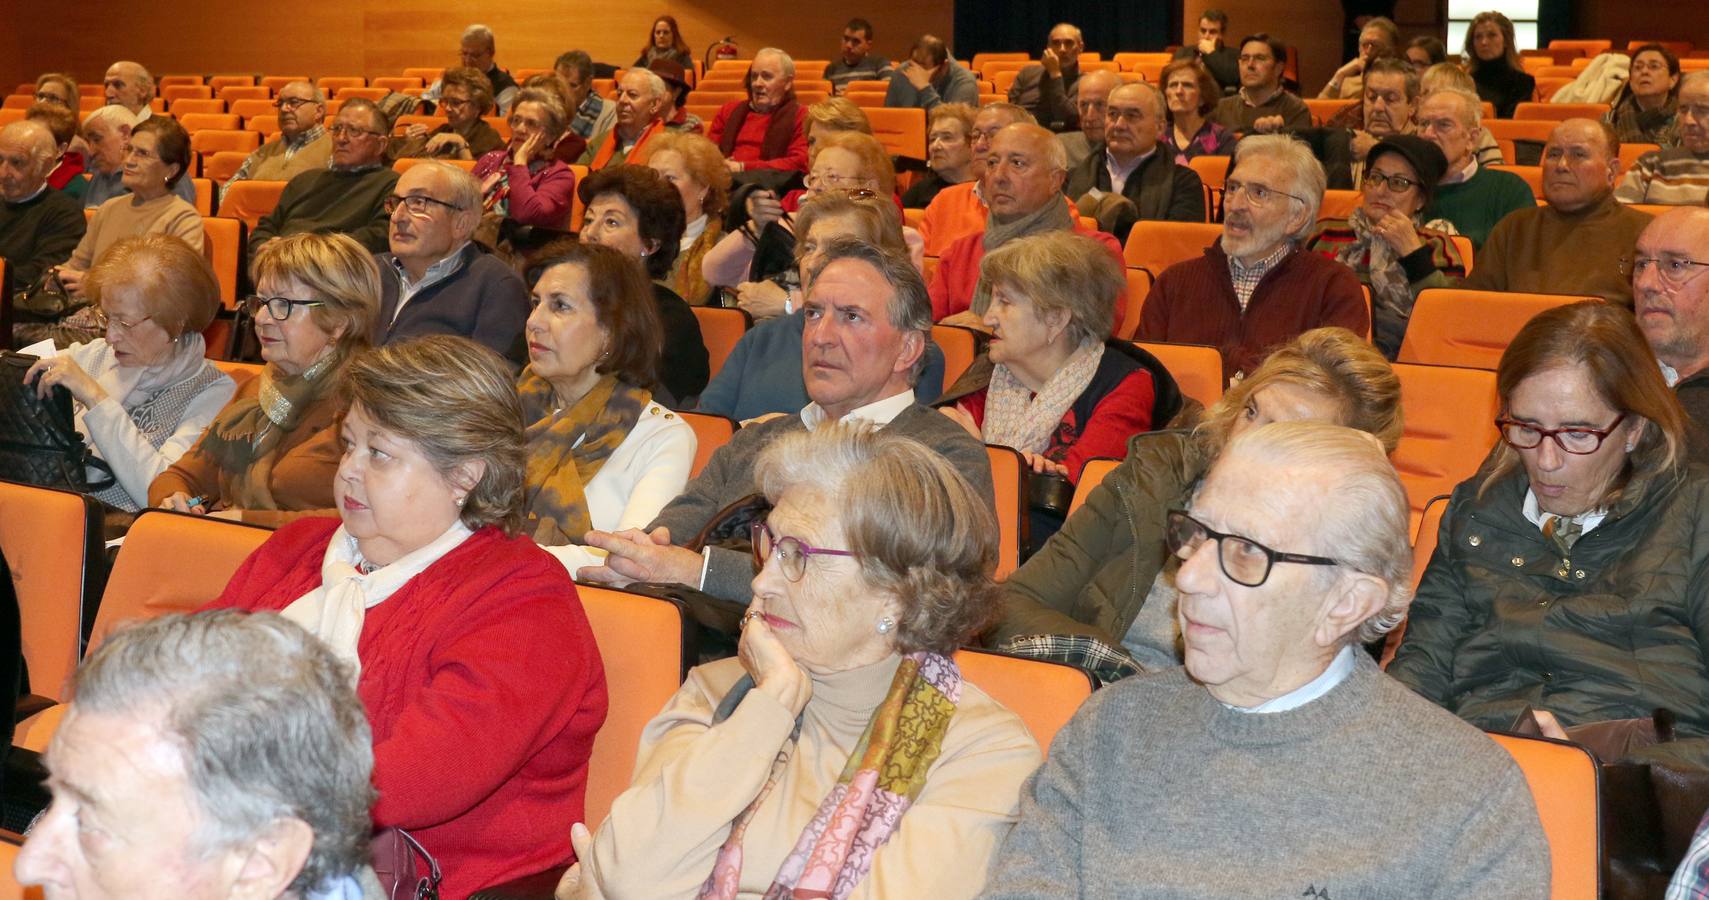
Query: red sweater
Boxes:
[
  {"xmin": 957, "ymin": 355, "xmax": 1155, "ymax": 482},
  {"xmin": 1136, "ymin": 240, "xmax": 1368, "ymax": 380},
  {"xmin": 206, "ymin": 517, "xmax": 609, "ymax": 899},
  {"xmin": 928, "ymin": 224, "xmax": 1127, "ymax": 329},
  {"xmin": 708, "ymin": 102, "xmax": 809, "ymax": 173}
]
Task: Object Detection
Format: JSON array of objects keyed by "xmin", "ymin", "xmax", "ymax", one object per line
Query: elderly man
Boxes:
[
  {"xmin": 1417, "ymin": 87, "xmax": 1535, "ymax": 248},
  {"xmin": 1465, "ymin": 119, "xmax": 1653, "ymax": 304},
  {"xmin": 1064, "ymin": 82, "xmax": 1206, "ymax": 240},
  {"xmin": 579, "ymin": 238, "xmax": 993, "ymax": 605},
  {"xmin": 102, "ymin": 60, "xmax": 154, "ymax": 121},
  {"xmin": 984, "ymin": 422, "xmax": 1550, "ymax": 898},
  {"xmin": 0, "ymin": 119, "xmax": 85, "ymax": 290},
  {"xmin": 919, "ymin": 102, "xmax": 1037, "ymax": 256},
  {"xmin": 1632, "ymin": 208, "xmax": 1709, "ymax": 458},
  {"xmin": 1304, "ymin": 57, "xmax": 1418, "ymax": 189},
  {"xmin": 1137, "ymin": 135, "xmax": 1368, "ymax": 381},
  {"xmin": 1008, "ymin": 23, "xmax": 1088, "ymax": 132},
  {"xmin": 422, "ymin": 24, "xmax": 519, "ymax": 116},
  {"xmin": 79, "ymin": 105, "xmax": 197, "ymax": 209},
  {"xmin": 554, "ymin": 49, "xmax": 614, "ymax": 161},
  {"xmin": 224, "ymin": 80, "xmax": 330, "ymax": 194},
  {"xmin": 1618, "ymin": 72, "xmax": 1709, "ymax": 205},
  {"xmin": 16, "ymin": 611, "xmax": 381, "ymax": 898},
  {"xmin": 824, "ymin": 18, "xmax": 893, "ymax": 94},
  {"xmin": 708, "ymin": 48, "xmax": 809, "ymax": 175},
  {"xmin": 1173, "ymin": 9, "xmax": 1239, "ymax": 94},
  {"xmin": 24, "ymin": 102, "xmax": 84, "ymax": 202},
  {"xmin": 580, "ymin": 69, "xmax": 669, "ymax": 170},
  {"xmin": 375, "ymin": 162, "xmax": 529, "ymax": 366},
  {"xmin": 1211, "ymin": 34, "xmax": 1310, "ymax": 136},
  {"xmin": 930, "ymin": 123, "xmax": 1125, "ymax": 324},
  {"xmin": 251, "ymin": 99, "xmax": 400, "ymax": 255},
  {"xmin": 1059, "ymin": 69, "xmax": 1121, "ymax": 168},
  {"xmin": 885, "ymin": 35, "xmax": 980, "ymax": 112}
]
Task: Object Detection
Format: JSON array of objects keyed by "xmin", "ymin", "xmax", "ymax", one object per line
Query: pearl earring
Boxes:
[{"xmin": 876, "ymin": 616, "xmax": 895, "ymax": 635}]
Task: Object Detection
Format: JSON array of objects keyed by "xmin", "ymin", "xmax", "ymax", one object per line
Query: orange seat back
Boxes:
[
  {"xmin": 676, "ymin": 412, "xmax": 735, "ymax": 479},
  {"xmin": 317, "ymin": 76, "xmax": 367, "ymax": 93},
  {"xmin": 402, "ymin": 67, "xmax": 446, "ymax": 84},
  {"xmin": 1068, "ymin": 457, "xmax": 1121, "ymax": 516},
  {"xmin": 1488, "ymin": 732, "xmax": 1600, "ymax": 900},
  {"xmin": 218, "ymin": 179, "xmax": 287, "ymax": 228},
  {"xmin": 1490, "ymin": 164, "xmax": 1544, "ymax": 197},
  {"xmin": 1320, "ymin": 189, "xmax": 1361, "ymax": 219},
  {"xmin": 1391, "ymin": 364, "xmax": 1499, "ymax": 528},
  {"xmin": 208, "ymin": 75, "xmax": 258, "ymax": 91},
  {"xmin": 0, "ymin": 836, "xmax": 37, "ymax": 900},
  {"xmin": 1397, "ymin": 289, "xmax": 1589, "ymax": 370},
  {"xmin": 230, "ymin": 98, "xmax": 275, "ymax": 121},
  {"xmin": 932, "ymin": 324, "xmax": 979, "ymax": 388},
  {"xmin": 190, "ymin": 128, "xmax": 260, "ymax": 157},
  {"xmin": 201, "ymin": 216, "xmax": 246, "ymax": 308},
  {"xmin": 863, "ymin": 107, "xmax": 926, "ymax": 159},
  {"xmin": 1187, "ymin": 153, "xmax": 1229, "ymax": 190},
  {"xmin": 217, "ymin": 85, "xmax": 271, "ymax": 103},
  {"xmin": 576, "ymin": 585, "xmax": 687, "ymax": 828},
  {"xmin": 392, "ymin": 157, "xmax": 476, "ymax": 174},
  {"xmin": 88, "ymin": 511, "xmax": 273, "ymax": 653},
  {"xmin": 1135, "ymin": 341, "xmax": 1223, "ymax": 409},
  {"xmin": 986, "ymin": 445, "xmax": 1024, "ymax": 579},
  {"xmin": 337, "ymin": 86, "xmax": 391, "ymax": 102},
  {"xmin": 260, "ymin": 75, "xmax": 311, "ymax": 93},
  {"xmin": 1123, "ymin": 220, "xmax": 1221, "ymax": 271},
  {"xmin": 191, "ymin": 178, "xmax": 214, "ymax": 216},
  {"xmin": 1449, "ymin": 234, "xmax": 1475, "ymax": 275},
  {"xmin": 169, "ymin": 97, "xmax": 226, "ymax": 116},
  {"xmin": 1114, "ymin": 268, "xmax": 1152, "ymax": 341},
  {"xmin": 689, "ymin": 306, "xmax": 752, "ymax": 380},
  {"xmin": 179, "ymin": 113, "xmax": 242, "ymax": 133},
  {"xmin": 203, "ymin": 150, "xmax": 248, "ymax": 185},
  {"xmin": 1513, "ymin": 101, "xmax": 1610, "ymax": 121},
  {"xmin": 372, "ymin": 76, "xmax": 425, "ymax": 93},
  {"xmin": 953, "ymin": 649, "xmax": 1093, "ymax": 754},
  {"xmin": 1485, "ymin": 119, "xmax": 1558, "ymax": 146},
  {"xmin": 0, "ymin": 482, "xmax": 102, "ymax": 703},
  {"xmin": 1305, "ymin": 98, "xmax": 1356, "ymax": 125}
]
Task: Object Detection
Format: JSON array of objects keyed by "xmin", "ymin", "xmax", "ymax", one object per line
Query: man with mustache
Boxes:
[
  {"xmin": 1633, "ymin": 207, "xmax": 1709, "ymax": 459},
  {"xmin": 1618, "ymin": 72, "xmax": 1709, "ymax": 206},
  {"xmin": 1136, "ymin": 135, "xmax": 1367, "ymax": 381}
]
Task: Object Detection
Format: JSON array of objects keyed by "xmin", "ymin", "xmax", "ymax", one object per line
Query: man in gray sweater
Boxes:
[
  {"xmin": 987, "ymin": 422, "xmax": 1549, "ymax": 899},
  {"xmin": 577, "ymin": 238, "xmax": 994, "ymax": 603}
]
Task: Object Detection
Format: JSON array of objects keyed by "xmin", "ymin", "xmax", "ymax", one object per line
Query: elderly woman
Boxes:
[
  {"xmin": 647, "ymin": 131, "xmax": 731, "ymax": 304},
  {"xmin": 1464, "ymin": 11, "xmax": 1536, "ymax": 119},
  {"xmin": 560, "ymin": 423, "xmax": 1042, "ymax": 900},
  {"xmin": 1318, "ymin": 16, "xmax": 1400, "ymax": 99},
  {"xmin": 578, "ymin": 164, "xmax": 710, "ymax": 404},
  {"xmin": 697, "ymin": 192, "xmax": 945, "ymax": 423},
  {"xmin": 985, "ymin": 422, "xmax": 1549, "ymax": 897},
  {"xmin": 471, "ymin": 87, "xmax": 577, "ymax": 230},
  {"xmin": 206, "ymin": 335, "xmax": 607, "ymax": 898},
  {"xmin": 635, "ymin": 15, "xmax": 694, "ymax": 69},
  {"xmin": 1607, "ymin": 43, "xmax": 1682, "ymax": 145},
  {"xmin": 394, "ymin": 66, "xmax": 504, "ymax": 160},
  {"xmin": 904, "ymin": 102, "xmax": 976, "ymax": 209},
  {"xmin": 1305, "ymin": 135, "xmax": 1467, "ymax": 358},
  {"xmin": 32, "ymin": 72, "xmax": 76, "ymax": 109},
  {"xmin": 987, "ymin": 328, "xmax": 1402, "ymax": 679},
  {"xmin": 939, "ymin": 231, "xmax": 1176, "ymax": 483},
  {"xmin": 149, "ymin": 233, "xmax": 377, "ymax": 526},
  {"xmin": 522, "ymin": 242, "xmax": 695, "ymax": 571},
  {"xmin": 56, "ymin": 117, "xmax": 202, "ymax": 302},
  {"xmin": 803, "ymin": 96, "xmax": 872, "ymax": 153},
  {"xmin": 18, "ymin": 611, "xmax": 383, "ymax": 898},
  {"xmin": 1160, "ymin": 59, "xmax": 1234, "ymax": 164},
  {"xmin": 25, "ymin": 235, "xmax": 234, "ymax": 512},
  {"xmin": 1390, "ymin": 302, "xmax": 1709, "ymax": 764}
]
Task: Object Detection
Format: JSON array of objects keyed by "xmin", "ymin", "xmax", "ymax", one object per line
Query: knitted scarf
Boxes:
[
  {"xmin": 696, "ymin": 652, "xmax": 962, "ymax": 900},
  {"xmin": 518, "ymin": 370, "xmax": 651, "ymax": 546},
  {"xmin": 196, "ymin": 352, "xmax": 341, "ymax": 510},
  {"xmin": 983, "ymin": 341, "xmax": 1104, "ymax": 455},
  {"xmin": 971, "ymin": 199, "xmax": 1076, "ymax": 315}
]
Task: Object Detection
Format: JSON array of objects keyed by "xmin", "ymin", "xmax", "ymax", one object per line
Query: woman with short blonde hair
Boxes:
[
  {"xmin": 805, "ymin": 96, "xmax": 872, "ymax": 149},
  {"xmin": 648, "ymin": 131, "xmax": 733, "ymax": 304}
]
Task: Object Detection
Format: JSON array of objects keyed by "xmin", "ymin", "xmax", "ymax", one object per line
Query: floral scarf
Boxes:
[
  {"xmin": 983, "ymin": 341, "xmax": 1104, "ymax": 455},
  {"xmin": 519, "ymin": 370, "xmax": 651, "ymax": 546},
  {"xmin": 697, "ymin": 652, "xmax": 962, "ymax": 900}
]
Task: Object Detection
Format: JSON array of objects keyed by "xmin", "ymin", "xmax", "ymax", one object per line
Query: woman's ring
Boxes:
[{"xmin": 741, "ymin": 610, "xmax": 763, "ymax": 626}]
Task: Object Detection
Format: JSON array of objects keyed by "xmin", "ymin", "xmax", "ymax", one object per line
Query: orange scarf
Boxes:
[{"xmin": 590, "ymin": 119, "xmax": 664, "ymax": 171}]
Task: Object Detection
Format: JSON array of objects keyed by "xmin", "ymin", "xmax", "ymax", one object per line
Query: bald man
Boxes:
[
  {"xmin": 1634, "ymin": 208, "xmax": 1709, "ymax": 459},
  {"xmin": 102, "ymin": 60, "xmax": 154, "ymax": 120},
  {"xmin": 1063, "ymin": 82, "xmax": 1205, "ymax": 240},
  {"xmin": 0, "ymin": 120, "xmax": 86, "ymax": 297},
  {"xmin": 919, "ymin": 103, "xmax": 1038, "ymax": 256},
  {"xmin": 1008, "ymin": 22, "xmax": 1088, "ymax": 131},
  {"xmin": 929, "ymin": 123, "xmax": 1125, "ymax": 325},
  {"xmin": 1060, "ymin": 69, "xmax": 1121, "ymax": 168},
  {"xmin": 1464, "ymin": 118, "xmax": 1653, "ymax": 304},
  {"xmin": 1618, "ymin": 71, "xmax": 1709, "ymax": 205}
]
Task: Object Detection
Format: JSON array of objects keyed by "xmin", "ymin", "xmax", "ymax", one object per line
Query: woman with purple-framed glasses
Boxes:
[
  {"xmin": 557, "ymin": 423, "xmax": 1042, "ymax": 900},
  {"xmin": 1391, "ymin": 301, "xmax": 1709, "ymax": 766}
]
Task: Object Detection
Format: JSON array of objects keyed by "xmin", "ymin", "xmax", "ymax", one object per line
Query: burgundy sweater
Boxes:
[
  {"xmin": 1136, "ymin": 240, "xmax": 1368, "ymax": 380},
  {"xmin": 207, "ymin": 517, "xmax": 609, "ymax": 899}
]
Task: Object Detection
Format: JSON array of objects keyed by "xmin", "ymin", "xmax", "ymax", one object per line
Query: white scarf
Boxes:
[
  {"xmin": 982, "ymin": 341, "xmax": 1105, "ymax": 455},
  {"xmin": 281, "ymin": 520, "xmax": 474, "ymax": 677}
]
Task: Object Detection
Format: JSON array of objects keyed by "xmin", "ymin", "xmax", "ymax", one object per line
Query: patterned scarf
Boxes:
[
  {"xmin": 983, "ymin": 341, "xmax": 1105, "ymax": 455},
  {"xmin": 518, "ymin": 370, "xmax": 651, "ymax": 546},
  {"xmin": 1334, "ymin": 208, "xmax": 1459, "ymax": 345},
  {"xmin": 196, "ymin": 352, "xmax": 341, "ymax": 510},
  {"xmin": 697, "ymin": 652, "xmax": 962, "ymax": 900},
  {"xmin": 85, "ymin": 341, "xmax": 228, "ymax": 512}
]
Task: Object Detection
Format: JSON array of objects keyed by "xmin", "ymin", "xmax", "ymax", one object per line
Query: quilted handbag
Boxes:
[{"xmin": 0, "ymin": 353, "xmax": 114, "ymax": 493}]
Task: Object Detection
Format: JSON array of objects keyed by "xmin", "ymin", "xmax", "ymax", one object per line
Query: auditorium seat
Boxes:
[
  {"xmin": 258, "ymin": 76, "xmax": 308, "ymax": 94},
  {"xmin": 932, "ymin": 323, "xmax": 980, "ymax": 387},
  {"xmin": 1068, "ymin": 457, "xmax": 1121, "ymax": 515},
  {"xmin": 208, "ymin": 75, "xmax": 258, "ymax": 91},
  {"xmin": 1319, "ymin": 189, "xmax": 1360, "ymax": 219},
  {"xmin": 190, "ymin": 128, "xmax": 260, "ymax": 157},
  {"xmin": 863, "ymin": 107, "xmax": 927, "ymax": 160},
  {"xmin": 1484, "ymin": 118, "xmax": 1557, "ymax": 147},
  {"xmin": 1115, "ymin": 267, "xmax": 1152, "ymax": 341},
  {"xmin": 392, "ymin": 157, "xmax": 477, "ymax": 174},
  {"xmin": 1547, "ymin": 39, "xmax": 1613, "ymax": 56},
  {"xmin": 392, "ymin": 114, "xmax": 448, "ymax": 135},
  {"xmin": 1391, "ymin": 363, "xmax": 1499, "ymax": 530},
  {"xmin": 1114, "ymin": 52, "xmax": 1173, "ymax": 71},
  {"xmin": 203, "ymin": 150, "xmax": 248, "ymax": 184},
  {"xmin": 1305, "ymin": 98, "xmax": 1356, "ymax": 125},
  {"xmin": 229, "ymin": 97, "xmax": 275, "ymax": 121},
  {"xmin": 954, "ymin": 649, "xmax": 1094, "ymax": 753},
  {"xmin": 843, "ymin": 79, "xmax": 890, "ymax": 94},
  {"xmin": 158, "ymin": 75, "xmax": 205, "ymax": 88},
  {"xmin": 677, "ymin": 412, "xmax": 737, "ymax": 479},
  {"xmin": 316, "ymin": 76, "xmax": 367, "ymax": 94},
  {"xmin": 202, "ymin": 216, "xmax": 245, "ymax": 307},
  {"xmin": 217, "ymin": 85, "xmax": 272, "ymax": 103},
  {"xmin": 191, "ymin": 177, "xmax": 214, "ymax": 215},
  {"xmin": 169, "ymin": 97, "xmax": 227, "ymax": 117},
  {"xmin": 372, "ymin": 76, "xmax": 425, "ymax": 93},
  {"xmin": 1136, "ymin": 341, "xmax": 1223, "ymax": 409},
  {"xmin": 986, "ymin": 445, "xmax": 1025, "ymax": 579},
  {"xmin": 1488, "ymin": 732, "xmax": 1600, "ymax": 900},
  {"xmin": 0, "ymin": 481, "xmax": 103, "ymax": 706},
  {"xmin": 1123, "ymin": 220, "xmax": 1221, "ymax": 272},
  {"xmin": 402, "ymin": 67, "xmax": 446, "ymax": 85},
  {"xmin": 969, "ymin": 52, "xmax": 1029, "ymax": 73},
  {"xmin": 218, "ymin": 179, "xmax": 287, "ymax": 228},
  {"xmin": 993, "ymin": 70, "xmax": 1023, "ymax": 94},
  {"xmin": 689, "ymin": 306, "xmax": 752, "ymax": 379},
  {"xmin": 161, "ymin": 84, "xmax": 214, "ymax": 103},
  {"xmin": 0, "ymin": 835, "xmax": 34, "ymax": 900},
  {"xmin": 335, "ymin": 86, "xmax": 390, "ymax": 102},
  {"xmin": 981, "ymin": 60, "xmax": 1033, "ymax": 83},
  {"xmin": 1490, "ymin": 164, "xmax": 1544, "ymax": 196},
  {"xmin": 179, "ymin": 113, "xmax": 242, "ymax": 133},
  {"xmin": 1397, "ymin": 288, "xmax": 1589, "ymax": 370}
]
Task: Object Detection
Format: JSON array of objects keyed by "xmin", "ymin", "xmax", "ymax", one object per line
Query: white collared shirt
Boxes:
[
  {"xmin": 799, "ymin": 389, "xmax": 915, "ymax": 430},
  {"xmin": 1105, "ymin": 146, "xmax": 1155, "ymax": 195},
  {"xmin": 1442, "ymin": 157, "xmax": 1479, "ymax": 185},
  {"xmin": 1522, "ymin": 489, "xmax": 1607, "ymax": 540},
  {"xmin": 1231, "ymin": 645, "xmax": 1358, "ymax": 714},
  {"xmin": 1662, "ymin": 360, "xmax": 1681, "ymax": 387}
]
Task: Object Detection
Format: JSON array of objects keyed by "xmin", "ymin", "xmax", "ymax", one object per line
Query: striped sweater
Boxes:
[{"xmin": 1616, "ymin": 146, "xmax": 1709, "ymax": 206}]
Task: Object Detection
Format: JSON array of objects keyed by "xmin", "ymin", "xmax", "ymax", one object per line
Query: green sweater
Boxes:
[
  {"xmin": 249, "ymin": 165, "xmax": 400, "ymax": 256},
  {"xmin": 1424, "ymin": 164, "xmax": 1535, "ymax": 250},
  {"xmin": 986, "ymin": 655, "xmax": 1551, "ymax": 899}
]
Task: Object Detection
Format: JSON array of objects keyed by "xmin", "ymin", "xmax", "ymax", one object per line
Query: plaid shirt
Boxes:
[
  {"xmin": 1228, "ymin": 241, "xmax": 1294, "ymax": 312},
  {"xmin": 1668, "ymin": 811, "xmax": 1709, "ymax": 899},
  {"xmin": 995, "ymin": 634, "xmax": 1141, "ymax": 687}
]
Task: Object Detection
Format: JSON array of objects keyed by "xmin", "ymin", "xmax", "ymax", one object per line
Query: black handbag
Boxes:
[
  {"xmin": 0, "ymin": 353, "xmax": 114, "ymax": 493},
  {"xmin": 11, "ymin": 270, "xmax": 84, "ymax": 324}
]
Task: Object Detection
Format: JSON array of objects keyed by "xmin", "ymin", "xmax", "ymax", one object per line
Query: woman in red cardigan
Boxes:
[{"xmin": 205, "ymin": 335, "xmax": 608, "ymax": 900}]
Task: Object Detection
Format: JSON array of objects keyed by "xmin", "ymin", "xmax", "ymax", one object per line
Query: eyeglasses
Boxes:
[
  {"xmin": 808, "ymin": 171, "xmax": 877, "ymax": 191},
  {"xmin": 750, "ymin": 521, "xmax": 855, "ymax": 583},
  {"xmin": 31, "ymin": 91, "xmax": 66, "ymax": 104},
  {"xmin": 384, "ymin": 194, "xmax": 465, "ymax": 217},
  {"xmin": 327, "ymin": 123, "xmax": 384, "ymax": 139},
  {"xmin": 1496, "ymin": 413, "xmax": 1627, "ymax": 455},
  {"xmin": 275, "ymin": 97, "xmax": 318, "ymax": 111},
  {"xmin": 1621, "ymin": 254, "xmax": 1709, "ymax": 288},
  {"xmin": 1164, "ymin": 509, "xmax": 1340, "ymax": 588},
  {"xmin": 243, "ymin": 295, "xmax": 326, "ymax": 321},
  {"xmin": 90, "ymin": 307, "xmax": 154, "ymax": 333},
  {"xmin": 1223, "ymin": 178, "xmax": 1308, "ymax": 208},
  {"xmin": 1363, "ymin": 170, "xmax": 1420, "ymax": 193}
]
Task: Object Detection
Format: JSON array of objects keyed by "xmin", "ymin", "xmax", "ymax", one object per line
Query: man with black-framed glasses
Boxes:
[
  {"xmin": 988, "ymin": 421, "xmax": 1548, "ymax": 898},
  {"xmin": 223, "ymin": 81, "xmax": 330, "ymax": 195},
  {"xmin": 1635, "ymin": 207, "xmax": 1709, "ymax": 459},
  {"xmin": 373, "ymin": 161, "xmax": 528, "ymax": 366},
  {"xmin": 250, "ymin": 99, "xmax": 399, "ymax": 257}
]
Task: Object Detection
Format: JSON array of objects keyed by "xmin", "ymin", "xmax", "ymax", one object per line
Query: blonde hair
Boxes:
[
  {"xmin": 810, "ymin": 130, "xmax": 895, "ymax": 197},
  {"xmin": 249, "ymin": 233, "xmax": 381, "ymax": 362},
  {"xmin": 806, "ymin": 96, "xmax": 873, "ymax": 139},
  {"xmin": 649, "ymin": 131, "xmax": 733, "ymax": 218},
  {"xmin": 979, "ymin": 231, "xmax": 1123, "ymax": 347},
  {"xmin": 85, "ymin": 234, "xmax": 220, "ymax": 337},
  {"xmin": 1198, "ymin": 327, "xmax": 1404, "ymax": 455}
]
